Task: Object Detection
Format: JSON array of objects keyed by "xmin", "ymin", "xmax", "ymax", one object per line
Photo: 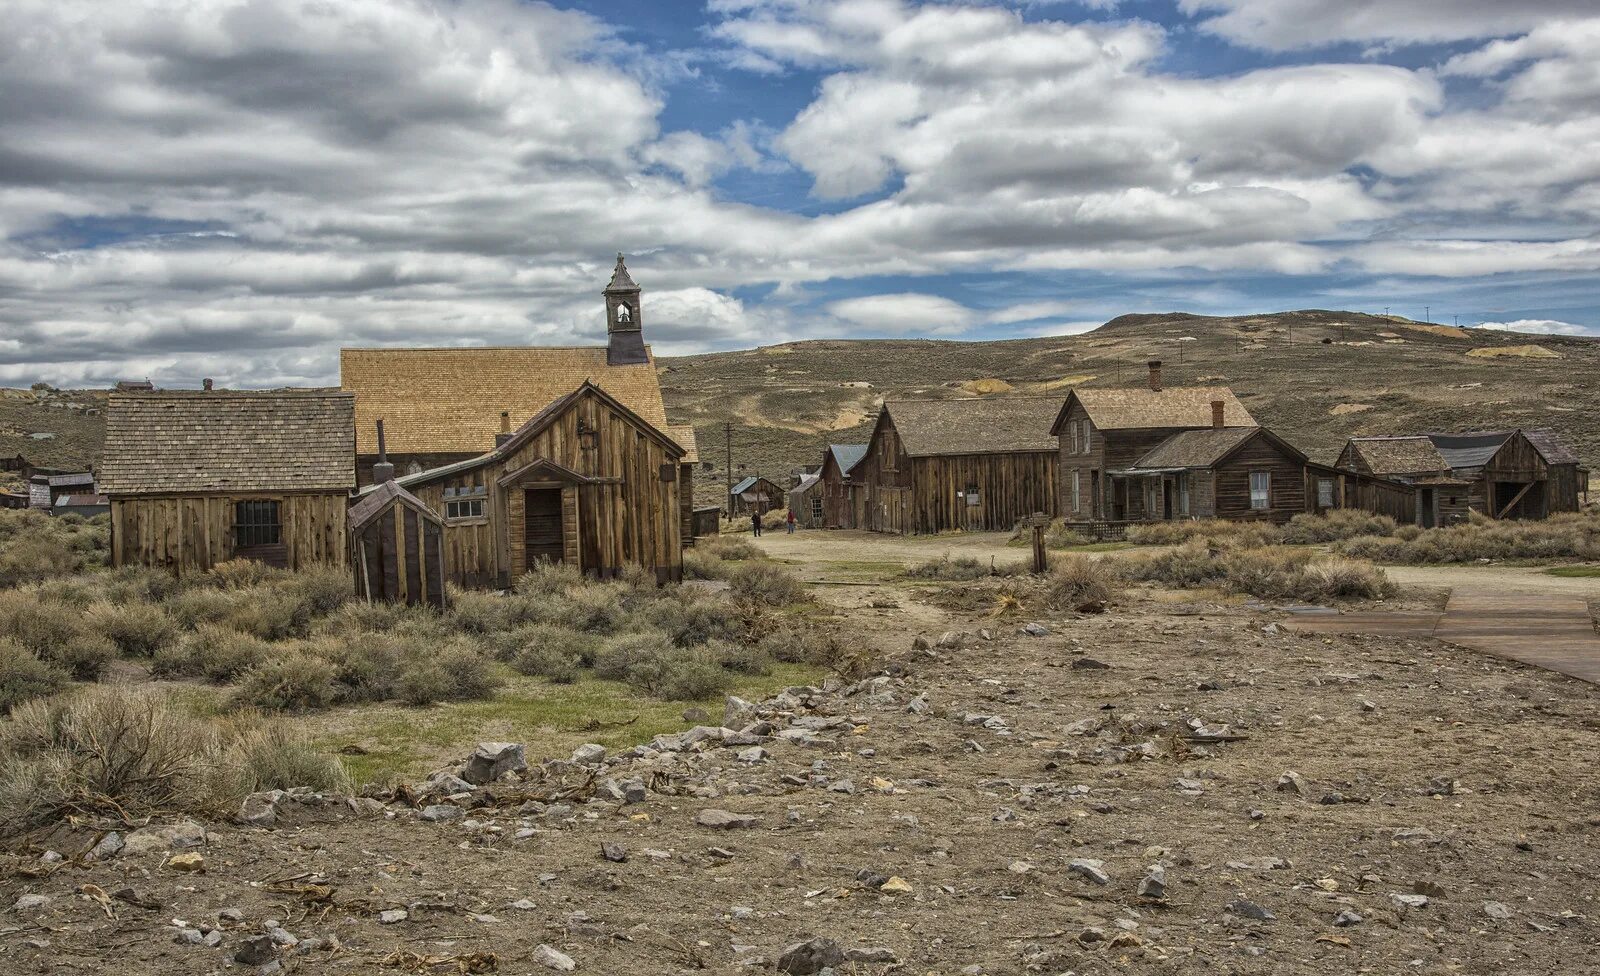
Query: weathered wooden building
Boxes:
[
  {"xmin": 1053, "ymin": 361, "xmax": 1256, "ymax": 521},
  {"xmin": 819, "ymin": 443, "xmax": 867, "ymax": 529},
  {"xmin": 346, "ymin": 460, "xmax": 448, "ymax": 608},
  {"xmin": 338, "ymin": 255, "xmax": 700, "ymax": 535},
  {"xmin": 853, "ymin": 397, "xmax": 1059, "ymax": 534},
  {"xmin": 728, "ymin": 476, "xmax": 784, "ymax": 518},
  {"xmin": 360, "ymin": 381, "xmax": 686, "ymax": 586},
  {"xmin": 786, "ymin": 472, "xmax": 824, "ymax": 528},
  {"xmin": 1339, "ymin": 428, "xmax": 1584, "ymax": 523},
  {"xmin": 1112, "ymin": 425, "xmax": 1309, "ymax": 523},
  {"xmin": 99, "ymin": 391, "xmax": 354, "ymax": 573}
]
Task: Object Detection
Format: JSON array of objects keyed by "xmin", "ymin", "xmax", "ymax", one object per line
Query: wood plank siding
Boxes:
[{"xmin": 110, "ymin": 492, "xmax": 347, "ymax": 574}]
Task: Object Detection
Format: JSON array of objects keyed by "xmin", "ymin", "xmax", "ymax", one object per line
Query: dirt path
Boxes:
[{"xmin": 750, "ymin": 527, "xmax": 1025, "ymax": 573}]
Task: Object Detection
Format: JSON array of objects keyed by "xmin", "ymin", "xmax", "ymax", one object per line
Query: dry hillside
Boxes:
[{"xmin": 662, "ymin": 311, "xmax": 1600, "ymax": 505}]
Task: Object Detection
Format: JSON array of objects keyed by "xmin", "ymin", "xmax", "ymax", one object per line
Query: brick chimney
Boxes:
[
  {"xmin": 603, "ymin": 253, "xmax": 648, "ymax": 366},
  {"xmin": 1211, "ymin": 399, "xmax": 1225, "ymax": 430},
  {"xmin": 202, "ymin": 378, "xmax": 213, "ymax": 391},
  {"xmin": 495, "ymin": 410, "xmax": 512, "ymax": 448},
  {"xmin": 372, "ymin": 419, "xmax": 395, "ymax": 484},
  {"xmin": 1147, "ymin": 360, "xmax": 1163, "ymax": 392}
]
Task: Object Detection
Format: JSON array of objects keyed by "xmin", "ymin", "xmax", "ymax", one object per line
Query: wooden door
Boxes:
[
  {"xmin": 524, "ymin": 488, "xmax": 565, "ymax": 566},
  {"xmin": 1419, "ymin": 488, "xmax": 1436, "ymax": 529}
]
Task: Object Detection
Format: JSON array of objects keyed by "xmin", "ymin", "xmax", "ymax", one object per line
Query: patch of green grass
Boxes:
[
  {"xmin": 1545, "ymin": 566, "xmax": 1600, "ymax": 578},
  {"xmin": 1057, "ymin": 542, "xmax": 1132, "ymax": 553},
  {"xmin": 313, "ymin": 662, "xmax": 820, "ymax": 786}
]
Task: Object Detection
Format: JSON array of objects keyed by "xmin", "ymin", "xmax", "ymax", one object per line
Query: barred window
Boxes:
[{"xmin": 234, "ymin": 500, "xmax": 281, "ymax": 547}]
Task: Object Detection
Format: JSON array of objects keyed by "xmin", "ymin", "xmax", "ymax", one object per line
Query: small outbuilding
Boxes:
[
  {"xmin": 818, "ymin": 443, "xmax": 867, "ymax": 529},
  {"xmin": 852, "ymin": 397, "xmax": 1059, "ymax": 534},
  {"xmin": 99, "ymin": 390, "xmax": 355, "ymax": 573},
  {"xmin": 728, "ymin": 476, "xmax": 784, "ymax": 519},
  {"xmin": 347, "ymin": 463, "xmax": 448, "ymax": 608},
  {"xmin": 786, "ymin": 472, "xmax": 824, "ymax": 528}
]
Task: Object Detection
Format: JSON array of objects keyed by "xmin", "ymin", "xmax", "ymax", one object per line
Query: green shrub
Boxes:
[
  {"xmin": 543, "ymin": 584, "xmax": 630, "ymax": 634},
  {"xmin": 1044, "ymin": 555, "xmax": 1119, "ymax": 609},
  {"xmin": 220, "ymin": 587, "xmax": 310, "ymax": 640},
  {"xmin": 513, "ymin": 561, "xmax": 586, "ymax": 596},
  {"xmin": 82, "ymin": 601, "xmax": 177, "ymax": 657},
  {"xmin": 0, "ymin": 591, "xmax": 116, "ymax": 680},
  {"xmin": 304, "ymin": 633, "xmax": 405, "ymax": 703},
  {"xmin": 1280, "ymin": 510, "xmax": 1398, "ymax": 545},
  {"xmin": 511, "ymin": 644, "xmax": 582, "ymax": 683},
  {"xmin": 727, "ymin": 561, "xmax": 806, "ymax": 606},
  {"xmin": 153, "ymin": 624, "xmax": 272, "ymax": 682},
  {"xmin": 507, "ymin": 624, "xmax": 601, "ymax": 675},
  {"xmin": 219, "ymin": 722, "xmax": 351, "ymax": 796},
  {"xmin": 706, "ymin": 639, "xmax": 772, "ymax": 676},
  {"xmin": 0, "ymin": 638, "xmax": 67, "ymax": 714},
  {"xmin": 682, "ymin": 549, "xmax": 727, "ymax": 580},
  {"xmin": 448, "ymin": 589, "xmax": 510, "ymax": 633},
  {"xmin": 235, "ymin": 653, "xmax": 340, "ymax": 712},
  {"xmin": 395, "ymin": 644, "xmax": 500, "ymax": 706},
  {"xmin": 631, "ymin": 588, "xmax": 744, "ymax": 646},
  {"xmin": 620, "ymin": 646, "xmax": 732, "ymax": 700},
  {"xmin": 1126, "ymin": 520, "xmax": 1282, "ymax": 547},
  {"xmin": 703, "ymin": 536, "xmax": 762, "ymax": 561},
  {"xmin": 164, "ymin": 587, "xmax": 246, "ymax": 629},
  {"xmin": 1121, "ymin": 541, "xmax": 1396, "ymax": 602}
]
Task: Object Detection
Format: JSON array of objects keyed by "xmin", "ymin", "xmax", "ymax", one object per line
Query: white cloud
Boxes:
[
  {"xmin": 828, "ymin": 293, "xmax": 976, "ymax": 334},
  {"xmin": 1178, "ymin": 0, "xmax": 1596, "ymax": 50},
  {"xmin": 1471, "ymin": 318, "xmax": 1592, "ymax": 335}
]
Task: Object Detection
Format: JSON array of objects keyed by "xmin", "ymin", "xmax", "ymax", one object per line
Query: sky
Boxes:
[{"xmin": 1, "ymin": 0, "xmax": 1597, "ymax": 388}]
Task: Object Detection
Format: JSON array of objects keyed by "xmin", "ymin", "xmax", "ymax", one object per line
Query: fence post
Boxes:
[{"xmin": 1027, "ymin": 512, "xmax": 1049, "ymax": 574}]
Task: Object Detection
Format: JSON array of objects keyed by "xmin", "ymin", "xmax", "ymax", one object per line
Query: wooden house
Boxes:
[
  {"xmin": 786, "ymin": 472, "xmax": 824, "ymax": 528},
  {"xmin": 1339, "ymin": 428, "xmax": 1583, "ymax": 523},
  {"xmin": 819, "ymin": 443, "xmax": 867, "ymax": 529},
  {"xmin": 358, "ymin": 381, "xmax": 686, "ymax": 586},
  {"xmin": 98, "ymin": 391, "xmax": 354, "ymax": 573},
  {"xmin": 1052, "ymin": 361, "xmax": 1256, "ymax": 521},
  {"xmin": 728, "ymin": 476, "xmax": 784, "ymax": 518},
  {"xmin": 853, "ymin": 397, "xmax": 1059, "ymax": 534},
  {"xmin": 1111, "ymin": 425, "xmax": 1309, "ymax": 523},
  {"xmin": 338, "ymin": 255, "xmax": 700, "ymax": 539}
]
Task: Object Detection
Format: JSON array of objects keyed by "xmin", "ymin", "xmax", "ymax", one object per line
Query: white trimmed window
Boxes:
[
  {"xmin": 444, "ymin": 483, "xmax": 488, "ymax": 521},
  {"xmin": 1072, "ymin": 470, "xmax": 1081, "ymax": 512},
  {"xmin": 1249, "ymin": 471, "xmax": 1271, "ymax": 510},
  {"xmin": 1318, "ymin": 478, "xmax": 1335, "ymax": 508}
]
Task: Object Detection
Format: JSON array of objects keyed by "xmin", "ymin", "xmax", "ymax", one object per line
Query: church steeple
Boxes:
[{"xmin": 604, "ymin": 253, "xmax": 647, "ymax": 366}]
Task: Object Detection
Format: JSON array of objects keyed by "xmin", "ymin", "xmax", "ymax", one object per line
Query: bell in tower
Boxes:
[{"xmin": 604, "ymin": 253, "xmax": 647, "ymax": 366}]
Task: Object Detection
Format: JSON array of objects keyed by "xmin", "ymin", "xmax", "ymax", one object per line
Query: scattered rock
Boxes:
[
  {"xmin": 463, "ymin": 742, "xmax": 527, "ymax": 785},
  {"xmin": 235, "ymin": 935, "xmax": 276, "ymax": 965},
  {"xmin": 88, "ymin": 832, "xmax": 124, "ymax": 860},
  {"xmin": 1067, "ymin": 859, "xmax": 1110, "ymax": 885},
  {"xmin": 1484, "ymin": 901, "xmax": 1513, "ymax": 920},
  {"xmin": 570, "ymin": 744, "xmax": 607, "ymax": 765},
  {"xmin": 13, "ymin": 894, "xmax": 50, "ymax": 912},
  {"xmin": 1137, "ymin": 865, "xmax": 1167, "ymax": 900},
  {"xmin": 776, "ymin": 937, "xmax": 845, "ymax": 975},
  {"xmin": 846, "ymin": 947, "xmax": 899, "ymax": 964},
  {"xmin": 879, "ymin": 876, "xmax": 913, "ymax": 894},
  {"xmin": 1275, "ymin": 771, "xmax": 1308, "ymax": 796},
  {"xmin": 697, "ymin": 809, "xmax": 760, "ymax": 830},
  {"xmin": 1226, "ymin": 899, "xmax": 1275, "ymax": 921},
  {"xmin": 1021, "ymin": 623, "xmax": 1051, "ymax": 637},
  {"xmin": 379, "ymin": 909, "xmax": 409, "ymax": 925},
  {"xmin": 682, "ymin": 706, "xmax": 711, "ymax": 723},
  {"xmin": 421, "ymin": 804, "xmax": 464, "ymax": 823},
  {"xmin": 1334, "ymin": 910, "xmax": 1364, "ymax": 927},
  {"xmin": 239, "ymin": 791, "xmax": 281, "ymax": 828},
  {"xmin": 122, "ymin": 820, "xmax": 206, "ymax": 855},
  {"xmin": 533, "ymin": 944, "xmax": 576, "ymax": 971},
  {"xmin": 1071, "ymin": 657, "xmax": 1111, "ymax": 670},
  {"xmin": 1391, "ymin": 893, "xmax": 1429, "ymax": 910},
  {"xmin": 600, "ymin": 842, "xmax": 628, "ymax": 863},
  {"xmin": 165, "ymin": 852, "xmax": 205, "ymax": 873}
]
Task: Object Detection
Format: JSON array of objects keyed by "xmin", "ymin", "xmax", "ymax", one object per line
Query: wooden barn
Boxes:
[
  {"xmin": 819, "ymin": 443, "xmax": 867, "ymax": 529},
  {"xmin": 1111, "ymin": 425, "xmax": 1309, "ymax": 523},
  {"xmin": 1339, "ymin": 429, "xmax": 1584, "ymax": 523},
  {"xmin": 357, "ymin": 381, "xmax": 686, "ymax": 587},
  {"xmin": 853, "ymin": 397, "xmax": 1059, "ymax": 534},
  {"xmin": 786, "ymin": 472, "xmax": 824, "ymax": 528},
  {"xmin": 728, "ymin": 476, "xmax": 784, "ymax": 518},
  {"xmin": 339, "ymin": 254, "xmax": 700, "ymax": 541},
  {"xmin": 1053, "ymin": 361, "xmax": 1256, "ymax": 521},
  {"xmin": 98, "ymin": 391, "xmax": 354, "ymax": 573}
]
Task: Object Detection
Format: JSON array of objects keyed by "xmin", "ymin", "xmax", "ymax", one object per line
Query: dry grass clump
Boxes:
[
  {"xmin": 1043, "ymin": 555, "xmax": 1119, "ymax": 609},
  {"xmin": 1008, "ymin": 519, "xmax": 1092, "ymax": 549},
  {"xmin": 683, "ymin": 548, "xmax": 728, "ymax": 580},
  {"xmin": 905, "ymin": 554, "xmax": 1021, "ymax": 581},
  {"xmin": 1126, "ymin": 519, "xmax": 1282, "ymax": 547},
  {"xmin": 0, "ymin": 509, "xmax": 107, "ymax": 588},
  {"xmin": 82, "ymin": 601, "xmax": 177, "ymax": 657},
  {"xmin": 153, "ymin": 624, "xmax": 273, "ymax": 682},
  {"xmin": 1121, "ymin": 541, "xmax": 1396, "ymax": 602},
  {"xmin": 0, "ymin": 590, "xmax": 117, "ymax": 679},
  {"xmin": 0, "ymin": 638, "xmax": 68, "ymax": 715},
  {"xmin": 1280, "ymin": 510, "xmax": 1398, "ymax": 544},
  {"xmin": 1336, "ymin": 512, "xmax": 1600, "ymax": 564},
  {"xmin": 0, "ymin": 686, "xmax": 347, "ymax": 834},
  {"xmin": 703, "ymin": 536, "xmax": 764, "ymax": 561}
]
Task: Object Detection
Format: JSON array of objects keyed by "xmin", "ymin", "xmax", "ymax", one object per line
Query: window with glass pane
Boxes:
[
  {"xmin": 1249, "ymin": 472, "xmax": 1271, "ymax": 509},
  {"xmin": 1318, "ymin": 478, "xmax": 1335, "ymax": 507},
  {"xmin": 1072, "ymin": 470, "xmax": 1081, "ymax": 512},
  {"xmin": 234, "ymin": 500, "xmax": 281, "ymax": 547}
]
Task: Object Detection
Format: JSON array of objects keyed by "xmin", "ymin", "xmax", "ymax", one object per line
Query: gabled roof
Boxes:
[
  {"xmin": 347, "ymin": 478, "xmax": 442, "ymax": 532},
  {"xmin": 827, "ymin": 444, "xmax": 868, "ymax": 476},
  {"xmin": 666, "ymin": 425, "xmax": 700, "ymax": 465},
  {"xmin": 46, "ymin": 472, "xmax": 95, "ymax": 488},
  {"xmin": 340, "ymin": 345, "xmax": 666, "ymax": 456},
  {"xmin": 1052, "ymin": 386, "xmax": 1255, "ymax": 433},
  {"xmin": 730, "ymin": 475, "xmax": 779, "ymax": 496},
  {"xmin": 99, "ymin": 391, "xmax": 354, "ymax": 494},
  {"xmin": 358, "ymin": 381, "xmax": 682, "ymax": 495},
  {"xmin": 1344, "ymin": 436, "xmax": 1450, "ymax": 476},
  {"xmin": 1123, "ymin": 426, "xmax": 1301, "ymax": 472},
  {"xmin": 883, "ymin": 397, "xmax": 1060, "ymax": 457},
  {"xmin": 789, "ymin": 472, "xmax": 821, "ymax": 495},
  {"xmin": 1521, "ymin": 429, "xmax": 1579, "ymax": 466},
  {"xmin": 1424, "ymin": 431, "xmax": 1510, "ymax": 470}
]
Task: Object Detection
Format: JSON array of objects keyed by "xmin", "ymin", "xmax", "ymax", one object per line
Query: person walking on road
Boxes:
[
  {"xmin": 751, "ymin": 509, "xmax": 762, "ymax": 537},
  {"xmin": 786, "ymin": 509, "xmax": 797, "ymax": 534}
]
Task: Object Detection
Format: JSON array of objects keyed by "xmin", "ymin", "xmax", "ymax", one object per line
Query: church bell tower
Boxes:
[{"xmin": 604, "ymin": 253, "xmax": 647, "ymax": 366}]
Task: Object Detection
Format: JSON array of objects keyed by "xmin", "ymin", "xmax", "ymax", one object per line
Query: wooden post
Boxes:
[{"xmin": 1026, "ymin": 512, "xmax": 1049, "ymax": 574}]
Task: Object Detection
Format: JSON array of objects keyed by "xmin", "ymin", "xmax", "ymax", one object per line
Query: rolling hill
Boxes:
[{"xmin": 6, "ymin": 310, "xmax": 1596, "ymax": 506}]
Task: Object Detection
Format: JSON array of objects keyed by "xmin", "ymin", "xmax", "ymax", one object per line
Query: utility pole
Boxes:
[
  {"xmin": 724, "ymin": 422, "xmax": 733, "ymax": 523},
  {"xmin": 1425, "ymin": 305, "xmax": 1430, "ymax": 323},
  {"xmin": 1383, "ymin": 306, "xmax": 1389, "ymax": 317}
]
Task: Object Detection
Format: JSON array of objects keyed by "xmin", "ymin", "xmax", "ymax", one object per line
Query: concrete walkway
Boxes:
[{"xmin": 1289, "ymin": 584, "xmax": 1600, "ymax": 684}]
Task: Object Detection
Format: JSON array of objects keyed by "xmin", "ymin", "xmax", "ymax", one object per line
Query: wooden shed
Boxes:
[
  {"xmin": 786, "ymin": 472, "xmax": 824, "ymax": 528},
  {"xmin": 819, "ymin": 443, "xmax": 867, "ymax": 529},
  {"xmin": 347, "ymin": 475, "xmax": 448, "ymax": 607},
  {"xmin": 98, "ymin": 391, "xmax": 354, "ymax": 573},
  {"xmin": 1112, "ymin": 425, "xmax": 1308, "ymax": 523},
  {"xmin": 1052, "ymin": 361, "xmax": 1256, "ymax": 521},
  {"xmin": 853, "ymin": 397, "xmax": 1059, "ymax": 534},
  {"xmin": 728, "ymin": 476, "xmax": 784, "ymax": 518},
  {"xmin": 358, "ymin": 381, "xmax": 686, "ymax": 587}
]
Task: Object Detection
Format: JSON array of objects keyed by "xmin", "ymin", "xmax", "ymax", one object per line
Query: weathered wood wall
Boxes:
[
  {"xmin": 1057, "ymin": 403, "xmax": 1202, "ymax": 521},
  {"xmin": 352, "ymin": 502, "xmax": 446, "ymax": 607},
  {"xmin": 819, "ymin": 453, "xmax": 856, "ymax": 529},
  {"xmin": 908, "ymin": 451, "xmax": 1057, "ymax": 533},
  {"xmin": 110, "ymin": 492, "xmax": 346, "ymax": 574},
  {"xmin": 1210, "ymin": 437, "xmax": 1307, "ymax": 523}
]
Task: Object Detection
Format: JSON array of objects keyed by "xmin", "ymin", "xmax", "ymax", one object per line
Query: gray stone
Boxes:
[
  {"xmin": 1391, "ymin": 893, "xmax": 1429, "ymax": 909},
  {"xmin": 463, "ymin": 742, "xmax": 527, "ymax": 785},
  {"xmin": 13, "ymin": 894, "xmax": 50, "ymax": 911},
  {"xmin": 846, "ymin": 947, "xmax": 899, "ymax": 964},
  {"xmin": 88, "ymin": 832, "xmax": 124, "ymax": 860},
  {"xmin": 173, "ymin": 927, "xmax": 206, "ymax": 946},
  {"xmin": 1484, "ymin": 901, "xmax": 1513, "ymax": 920},
  {"xmin": 123, "ymin": 820, "xmax": 206, "ymax": 854},
  {"xmin": 1067, "ymin": 858, "xmax": 1110, "ymax": 885},
  {"xmin": 1021, "ymin": 622, "xmax": 1050, "ymax": 637},
  {"xmin": 533, "ymin": 944, "xmax": 576, "ymax": 971},
  {"xmin": 1137, "ymin": 865, "xmax": 1167, "ymax": 900},
  {"xmin": 426, "ymin": 772, "xmax": 477, "ymax": 794},
  {"xmin": 235, "ymin": 935, "xmax": 276, "ymax": 965},
  {"xmin": 1071, "ymin": 657, "xmax": 1110, "ymax": 669},
  {"xmin": 1275, "ymin": 771, "xmax": 1308, "ymax": 796},
  {"xmin": 682, "ymin": 706, "xmax": 711, "ymax": 723},
  {"xmin": 509, "ymin": 899, "xmax": 538, "ymax": 911},
  {"xmin": 697, "ymin": 808, "xmax": 760, "ymax": 830},
  {"xmin": 420, "ymin": 805, "xmax": 463, "ymax": 823},
  {"xmin": 776, "ymin": 937, "xmax": 845, "ymax": 975},
  {"xmin": 725, "ymin": 695, "xmax": 759, "ymax": 729},
  {"xmin": 378, "ymin": 909, "xmax": 409, "ymax": 924},
  {"xmin": 738, "ymin": 746, "xmax": 768, "ymax": 763},
  {"xmin": 1334, "ymin": 910, "xmax": 1364, "ymax": 927},
  {"xmin": 570, "ymin": 743, "xmax": 607, "ymax": 765},
  {"xmin": 1227, "ymin": 899, "xmax": 1275, "ymax": 921},
  {"xmin": 239, "ymin": 791, "xmax": 282, "ymax": 828},
  {"xmin": 600, "ymin": 842, "xmax": 627, "ymax": 863}
]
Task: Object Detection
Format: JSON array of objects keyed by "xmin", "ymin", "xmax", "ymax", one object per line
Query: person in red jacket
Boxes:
[{"xmin": 786, "ymin": 509, "xmax": 797, "ymax": 534}]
